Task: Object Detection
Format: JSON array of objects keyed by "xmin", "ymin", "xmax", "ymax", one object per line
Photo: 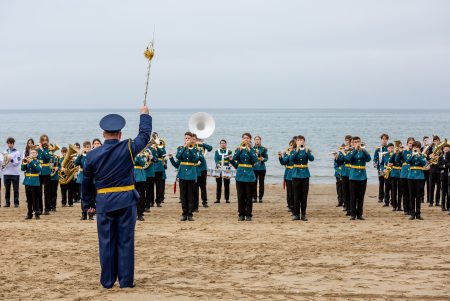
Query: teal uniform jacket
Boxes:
[
  {"xmin": 134, "ymin": 155, "xmax": 147, "ymax": 183},
  {"xmin": 74, "ymin": 154, "xmax": 87, "ymax": 184},
  {"xmin": 346, "ymin": 149, "xmax": 371, "ymax": 181},
  {"xmin": 197, "ymin": 143, "xmax": 213, "ymax": 172},
  {"xmin": 229, "ymin": 159, "xmax": 238, "ymax": 169},
  {"xmin": 279, "ymin": 152, "xmax": 293, "ymax": 181},
  {"xmin": 233, "ymin": 147, "xmax": 258, "ymax": 182},
  {"xmin": 176, "ymin": 146, "xmax": 200, "ymax": 181},
  {"xmin": 406, "ymin": 153, "xmax": 427, "ymax": 180},
  {"xmin": 388, "ymin": 152, "xmax": 401, "ymax": 178},
  {"xmin": 153, "ymin": 147, "xmax": 166, "ymax": 174},
  {"xmin": 333, "ymin": 160, "xmax": 341, "ymax": 179},
  {"xmin": 336, "ymin": 152, "xmax": 351, "ymax": 177},
  {"xmin": 214, "ymin": 149, "xmax": 233, "ymax": 168},
  {"xmin": 144, "ymin": 147, "xmax": 157, "ymax": 178},
  {"xmin": 50, "ymin": 155, "xmax": 61, "ymax": 181},
  {"xmin": 196, "ymin": 155, "xmax": 206, "ymax": 176},
  {"xmin": 21, "ymin": 159, "xmax": 41, "ymax": 186},
  {"xmin": 290, "ymin": 149, "xmax": 314, "ymax": 179},
  {"xmin": 253, "ymin": 145, "xmax": 268, "ymax": 171},
  {"xmin": 373, "ymin": 145, "xmax": 388, "ymax": 171},
  {"xmin": 37, "ymin": 147, "xmax": 52, "ymax": 176},
  {"xmin": 396, "ymin": 150, "xmax": 411, "ymax": 179},
  {"xmin": 169, "ymin": 156, "xmax": 180, "ymax": 169}
]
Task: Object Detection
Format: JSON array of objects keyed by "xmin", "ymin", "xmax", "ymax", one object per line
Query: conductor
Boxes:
[{"xmin": 82, "ymin": 105, "xmax": 152, "ymax": 288}]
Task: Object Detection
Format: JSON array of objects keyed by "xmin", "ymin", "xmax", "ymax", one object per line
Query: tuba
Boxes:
[
  {"xmin": 189, "ymin": 112, "xmax": 215, "ymax": 140},
  {"xmin": 429, "ymin": 138, "xmax": 448, "ymax": 165},
  {"xmin": 142, "ymin": 149, "xmax": 153, "ymax": 169},
  {"xmin": 58, "ymin": 145, "xmax": 79, "ymax": 185}
]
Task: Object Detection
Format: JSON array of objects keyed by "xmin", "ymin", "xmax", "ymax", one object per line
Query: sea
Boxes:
[{"xmin": 1, "ymin": 109, "xmax": 449, "ymax": 184}]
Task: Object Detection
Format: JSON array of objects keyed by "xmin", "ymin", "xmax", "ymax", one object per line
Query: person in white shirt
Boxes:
[{"xmin": 2, "ymin": 137, "xmax": 21, "ymax": 207}]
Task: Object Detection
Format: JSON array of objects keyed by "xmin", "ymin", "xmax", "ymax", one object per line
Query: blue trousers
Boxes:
[{"xmin": 97, "ymin": 205, "xmax": 136, "ymax": 288}]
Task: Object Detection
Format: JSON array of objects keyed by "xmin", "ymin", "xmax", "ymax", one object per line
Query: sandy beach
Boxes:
[{"xmin": 0, "ymin": 183, "xmax": 449, "ymax": 301}]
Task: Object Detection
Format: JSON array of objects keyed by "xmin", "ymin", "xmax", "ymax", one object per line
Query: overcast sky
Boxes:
[{"xmin": 1, "ymin": 0, "xmax": 449, "ymax": 109}]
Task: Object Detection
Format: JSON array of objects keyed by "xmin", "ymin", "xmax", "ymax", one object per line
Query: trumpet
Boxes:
[
  {"xmin": 412, "ymin": 149, "xmax": 420, "ymax": 156},
  {"xmin": 187, "ymin": 143, "xmax": 195, "ymax": 150},
  {"xmin": 298, "ymin": 144, "xmax": 305, "ymax": 151},
  {"xmin": 240, "ymin": 141, "xmax": 249, "ymax": 149},
  {"xmin": 22, "ymin": 156, "xmax": 33, "ymax": 164}
]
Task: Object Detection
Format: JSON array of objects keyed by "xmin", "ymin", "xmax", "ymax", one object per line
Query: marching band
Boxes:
[{"xmin": 2, "ymin": 126, "xmax": 450, "ymax": 222}]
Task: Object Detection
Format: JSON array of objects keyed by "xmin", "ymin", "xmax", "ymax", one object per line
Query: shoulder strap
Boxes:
[{"xmin": 127, "ymin": 139, "xmax": 135, "ymax": 165}]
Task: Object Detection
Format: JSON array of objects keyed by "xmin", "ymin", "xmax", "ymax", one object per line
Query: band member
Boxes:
[
  {"xmin": 278, "ymin": 139, "xmax": 295, "ymax": 212},
  {"xmin": 380, "ymin": 143, "xmax": 394, "ymax": 207},
  {"xmin": 396, "ymin": 137, "xmax": 415, "ymax": 215},
  {"xmin": 421, "ymin": 136, "xmax": 431, "ymax": 203},
  {"xmin": 59, "ymin": 147, "xmax": 73, "ymax": 207},
  {"xmin": 336, "ymin": 135, "xmax": 352, "ymax": 215},
  {"xmin": 75, "ymin": 141, "xmax": 91, "ymax": 220},
  {"xmin": 290, "ymin": 135, "xmax": 314, "ymax": 221},
  {"xmin": 252, "ymin": 136, "xmax": 268, "ymax": 203},
  {"xmin": 440, "ymin": 144, "xmax": 449, "ymax": 211},
  {"xmin": 152, "ymin": 133, "xmax": 166, "ymax": 207},
  {"xmin": 234, "ymin": 133, "xmax": 259, "ymax": 221},
  {"xmin": 346, "ymin": 137, "xmax": 371, "ymax": 220},
  {"xmin": 2, "ymin": 137, "xmax": 21, "ymax": 207},
  {"xmin": 445, "ymin": 146, "xmax": 450, "ymax": 215},
  {"xmin": 406, "ymin": 141, "xmax": 427, "ymax": 220},
  {"xmin": 82, "ymin": 105, "xmax": 151, "ymax": 289},
  {"xmin": 92, "ymin": 138, "xmax": 102, "ymax": 148},
  {"xmin": 21, "ymin": 149, "xmax": 41, "ymax": 219},
  {"xmin": 72, "ymin": 142, "xmax": 82, "ymax": 203},
  {"xmin": 214, "ymin": 139, "xmax": 232, "ymax": 203},
  {"xmin": 49, "ymin": 149, "xmax": 60, "ymax": 211},
  {"xmin": 37, "ymin": 135, "xmax": 52, "ymax": 214},
  {"xmin": 389, "ymin": 142, "xmax": 403, "ymax": 211},
  {"xmin": 134, "ymin": 152, "xmax": 147, "ymax": 221},
  {"xmin": 373, "ymin": 134, "xmax": 389, "ymax": 203},
  {"xmin": 144, "ymin": 145, "xmax": 157, "ymax": 210},
  {"xmin": 334, "ymin": 152, "xmax": 343, "ymax": 207},
  {"xmin": 176, "ymin": 132, "xmax": 200, "ymax": 221},
  {"xmin": 426, "ymin": 136, "xmax": 442, "ymax": 207},
  {"xmin": 193, "ymin": 133, "xmax": 212, "ymax": 208},
  {"xmin": 23, "ymin": 138, "xmax": 35, "ymax": 159}
]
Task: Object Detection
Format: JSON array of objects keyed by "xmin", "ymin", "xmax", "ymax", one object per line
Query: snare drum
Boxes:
[
  {"xmin": 222, "ymin": 169, "xmax": 235, "ymax": 179},
  {"xmin": 208, "ymin": 168, "xmax": 222, "ymax": 178}
]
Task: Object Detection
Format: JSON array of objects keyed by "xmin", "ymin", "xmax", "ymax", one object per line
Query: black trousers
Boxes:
[
  {"xmin": 252, "ymin": 170, "xmax": 266, "ymax": 201},
  {"xmin": 341, "ymin": 176, "xmax": 350, "ymax": 211},
  {"xmin": 400, "ymin": 178, "xmax": 410, "ymax": 214},
  {"xmin": 236, "ymin": 181, "xmax": 253, "ymax": 217},
  {"xmin": 285, "ymin": 179, "xmax": 294, "ymax": 211},
  {"xmin": 336, "ymin": 177, "xmax": 343, "ymax": 206},
  {"xmin": 408, "ymin": 179, "xmax": 424, "ymax": 217},
  {"xmin": 73, "ymin": 182, "xmax": 81, "ymax": 202},
  {"xmin": 428, "ymin": 172, "xmax": 441, "ymax": 205},
  {"xmin": 384, "ymin": 176, "xmax": 392, "ymax": 205},
  {"xmin": 50, "ymin": 179, "xmax": 58, "ymax": 210},
  {"xmin": 39, "ymin": 174, "xmax": 51, "ymax": 212},
  {"xmin": 441, "ymin": 173, "xmax": 448, "ymax": 210},
  {"xmin": 423, "ymin": 170, "xmax": 429, "ymax": 203},
  {"xmin": 179, "ymin": 179, "xmax": 195, "ymax": 217},
  {"xmin": 144, "ymin": 177, "xmax": 155, "ymax": 207},
  {"xmin": 25, "ymin": 185, "xmax": 40, "ymax": 217},
  {"xmin": 378, "ymin": 175, "xmax": 385, "ymax": 201},
  {"xmin": 3, "ymin": 175, "xmax": 20, "ymax": 205},
  {"xmin": 292, "ymin": 178, "xmax": 309, "ymax": 217},
  {"xmin": 135, "ymin": 182, "xmax": 146, "ymax": 216},
  {"xmin": 216, "ymin": 176, "xmax": 230, "ymax": 201},
  {"xmin": 154, "ymin": 172, "xmax": 165, "ymax": 205},
  {"xmin": 60, "ymin": 183, "xmax": 69, "ymax": 206},
  {"xmin": 390, "ymin": 177, "xmax": 402, "ymax": 209},
  {"xmin": 349, "ymin": 179, "xmax": 367, "ymax": 217},
  {"xmin": 198, "ymin": 170, "xmax": 207, "ymax": 203}
]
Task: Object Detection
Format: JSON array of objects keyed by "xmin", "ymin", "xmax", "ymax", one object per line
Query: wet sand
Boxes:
[{"xmin": 0, "ymin": 183, "xmax": 449, "ymax": 301}]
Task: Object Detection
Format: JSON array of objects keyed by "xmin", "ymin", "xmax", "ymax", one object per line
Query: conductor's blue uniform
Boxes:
[{"xmin": 82, "ymin": 113, "xmax": 152, "ymax": 289}]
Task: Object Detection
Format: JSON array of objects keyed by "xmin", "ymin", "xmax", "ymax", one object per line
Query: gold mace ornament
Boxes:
[{"xmin": 143, "ymin": 29, "xmax": 155, "ymax": 106}]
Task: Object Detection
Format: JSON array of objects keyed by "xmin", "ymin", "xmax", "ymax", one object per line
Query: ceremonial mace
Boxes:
[{"xmin": 143, "ymin": 30, "xmax": 155, "ymax": 106}]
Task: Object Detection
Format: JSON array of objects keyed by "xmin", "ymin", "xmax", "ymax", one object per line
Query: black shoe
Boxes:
[
  {"xmin": 429, "ymin": 203, "xmax": 433, "ymax": 207},
  {"xmin": 382, "ymin": 204, "xmax": 389, "ymax": 207},
  {"xmin": 378, "ymin": 200, "xmax": 383, "ymax": 203},
  {"xmin": 342, "ymin": 207, "xmax": 347, "ymax": 211},
  {"xmin": 202, "ymin": 203, "xmax": 209, "ymax": 208},
  {"xmin": 258, "ymin": 200, "xmax": 263, "ymax": 203},
  {"xmin": 187, "ymin": 216, "xmax": 194, "ymax": 221},
  {"xmin": 4, "ymin": 204, "xmax": 10, "ymax": 208},
  {"xmin": 145, "ymin": 208, "xmax": 150, "ymax": 212},
  {"xmin": 69, "ymin": 204, "xmax": 73, "ymax": 207},
  {"xmin": 397, "ymin": 207, "xmax": 402, "ymax": 211},
  {"xmin": 225, "ymin": 200, "xmax": 230, "ymax": 203},
  {"xmin": 252, "ymin": 199, "xmax": 257, "ymax": 203},
  {"xmin": 404, "ymin": 211, "xmax": 409, "ymax": 215},
  {"xmin": 156, "ymin": 203, "xmax": 162, "ymax": 207},
  {"xmin": 336, "ymin": 204, "xmax": 342, "ymax": 207},
  {"xmin": 214, "ymin": 200, "xmax": 220, "ymax": 204},
  {"xmin": 35, "ymin": 215, "xmax": 40, "ymax": 220},
  {"xmin": 62, "ymin": 204, "xmax": 66, "ymax": 207},
  {"xmin": 357, "ymin": 216, "xmax": 365, "ymax": 220},
  {"xmin": 392, "ymin": 208, "xmax": 397, "ymax": 211},
  {"xmin": 301, "ymin": 216, "xmax": 308, "ymax": 221},
  {"xmin": 194, "ymin": 209, "xmax": 199, "ymax": 213},
  {"xmin": 435, "ymin": 203, "xmax": 440, "ymax": 207},
  {"xmin": 137, "ymin": 216, "xmax": 145, "ymax": 221},
  {"xmin": 81, "ymin": 215, "xmax": 87, "ymax": 220},
  {"xmin": 350, "ymin": 216, "xmax": 356, "ymax": 220},
  {"xmin": 43, "ymin": 211, "xmax": 50, "ymax": 215},
  {"xmin": 88, "ymin": 215, "xmax": 95, "ymax": 221},
  {"xmin": 14, "ymin": 204, "xmax": 19, "ymax": 208},
  {"xmin": 287, "ymin": 208, "xmax": 292, "ymax": 213},
  {"xmin": 442, "ymin": 207, "xmax": 447, "ymax": 211},
  {"xmin": 245, "ymin": 216, "xmax": 252, "ymax": 221},
  {"xmin": 238, "ymin": 216, "xmax": 245, "ymax": 221},
  {"xmin": 416, "ymin": 215, "xmax": 424, "ymax": 220},
  {"xmin": 25, "ymin": 215, "xmax": 32, "ymax": 220},
  {"xmin": 291, "ymin": 215, "xmax": 300, "ymax": 221},
  {"xmin": 345, "ymin": 211, "xmax": 351, "ymax": 216},
  {"xmin": 409, "ymin": 215, "xmax": 415, "ymax": 220},
  {"xmin": 180, "ymin": 216, "xmax": 187, "ymax": 221}
]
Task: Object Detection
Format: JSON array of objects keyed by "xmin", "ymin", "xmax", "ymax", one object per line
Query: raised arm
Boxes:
[{"xmin": 129, "ymin": 107, "xmax": 152, "ymax": 157}]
